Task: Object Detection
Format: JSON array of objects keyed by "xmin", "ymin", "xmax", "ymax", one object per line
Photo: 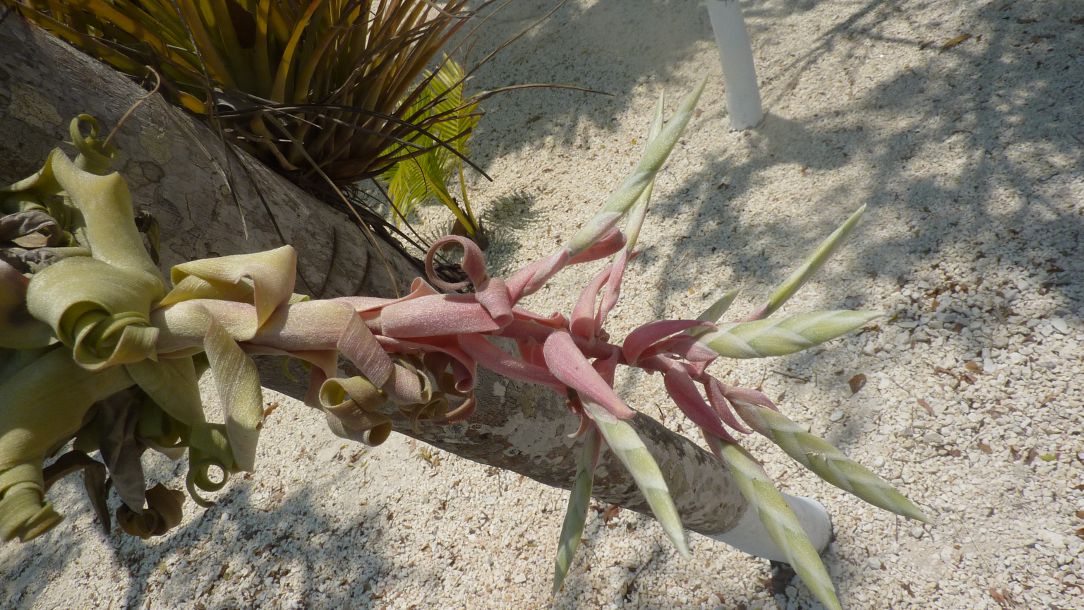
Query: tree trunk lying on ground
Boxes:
[{"xmin": 0, "ymin": 15, "xmax": 830, "ymax": 558}]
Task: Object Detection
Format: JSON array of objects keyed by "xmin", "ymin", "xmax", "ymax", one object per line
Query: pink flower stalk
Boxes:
[{"xmin": 213, "ymin": 231, "xmax": 761, "ymax": 447}]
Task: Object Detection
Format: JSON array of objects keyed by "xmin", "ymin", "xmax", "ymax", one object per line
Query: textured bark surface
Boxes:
[{"xmin": 0, "ymin": 15, "xmax": 748, "ymax": 535}]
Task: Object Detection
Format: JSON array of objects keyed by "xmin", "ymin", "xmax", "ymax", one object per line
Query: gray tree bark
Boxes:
[{"xmin": 0, "ymin": 14, "xmax": 821, "ymax": 548}]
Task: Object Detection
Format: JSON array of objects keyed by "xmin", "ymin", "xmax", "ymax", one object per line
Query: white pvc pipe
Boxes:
[
  {"xmin": 702, "ymin": 494, "xmax": 833, "ymax": 561},
  {"xmin": 707, "ymin": 0, "xmax": 764, "ymax": 130}
]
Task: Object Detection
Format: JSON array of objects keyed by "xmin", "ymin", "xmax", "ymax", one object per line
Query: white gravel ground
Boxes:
[{"xmin": 3, "ymin": 1, "xmax": 1083, "ymax": 608}]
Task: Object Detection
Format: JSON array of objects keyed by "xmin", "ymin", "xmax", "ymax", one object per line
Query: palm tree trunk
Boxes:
[{"xmin": 0, "ymin": 13, "xmax": 830, "ymax": 557}]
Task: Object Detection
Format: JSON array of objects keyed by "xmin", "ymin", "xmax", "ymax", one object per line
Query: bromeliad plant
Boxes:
[
  {"xmin": 6, "ymin": 0, "xmax": 486, "ymax": 184},
  {"xmin": 0, "ymin": 84, "xmax": 924, "ymax": 610}
]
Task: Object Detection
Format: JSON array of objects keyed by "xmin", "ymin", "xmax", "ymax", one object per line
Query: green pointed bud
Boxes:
[
  {"xmin": 752, "ymin": 205, "xmax": 867, "ymax": 319},
  {"xmin": 553, "ymin": 428, "xmax": 600, "ymax": 594},
  {"xmin": 696, "ymin": 289, "xmax": 739, "ymax": 323},
  {"xmin": 564, "ymin": 79, "xmax": 706, "ymax": 258},
  {"xmin": 734, "ymin": 402, "xmax": 927, "ymax": 522},
  {"xmin": 695, "ymin": 310, "xmax": 879, "ymax": 358},
  {"xmin": 711, "ymin": 439, "xmax": 842, "ymax": 610},
  {"xmin": 584, "ymin": 402, "xmax": 689, "ymax": 557}
]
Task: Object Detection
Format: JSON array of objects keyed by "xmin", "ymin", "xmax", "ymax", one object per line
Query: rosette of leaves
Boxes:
[{"xmin": 6, "ymin": 0, "xmax": 484, "ymax": 184}]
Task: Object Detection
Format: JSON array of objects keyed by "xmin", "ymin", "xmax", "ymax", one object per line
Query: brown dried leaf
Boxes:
[
  {"xmin": 848, "ymin": 373, "xmax": 867, "ymax": 395},
  {"xmin": 1025, "ymin": 448, "xmax": 1039, "ymax": 464},
  {"xmin": 977, "ymin": 442, "xmax": 993, "ymax": 454},
  {"xmin": 83, "ymin": 462, "xmax": 111, "ymax": 535},
  {"xmin": 988, "ymin": 587, "xmax": 1013, "ymax": 608},
  {"xmin": 964, "ymin": 361, "xmax": 982, "ymax": 373},
  {"xmin": 263, "ymin": 401, "xmax": 280, "ymax": 418},
  {"xmin": 601, "ymin": 504, "xmax": 622, "ymax": 524},
  {"xmin": 917, "ymin": 399, "xmax": 934, "ymax": 416}
]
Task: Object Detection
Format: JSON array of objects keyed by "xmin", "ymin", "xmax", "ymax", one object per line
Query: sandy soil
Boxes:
[{"xmin": 3, "ymin": 1, "xmax": 1082, "ymax": 608}]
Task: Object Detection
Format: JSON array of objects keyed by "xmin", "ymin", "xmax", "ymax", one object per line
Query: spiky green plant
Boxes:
[
  {"xmin": 380, "ymin": 56, "xmax": 486, "ymax": 244},
  {"xmin": 5, "ymin": 0, "xmax": 484, "ymax": 185}
]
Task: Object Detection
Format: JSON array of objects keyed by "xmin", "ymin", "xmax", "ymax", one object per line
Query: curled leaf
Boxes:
[
  {"xmin": 0, "ymin": 348, "xmax": 132, "ymax": 541},
  {"xmin": 319, "ymin": 375, "xmax": 392, "ymax": 446},
  {"xmin": 27, "ymin": 256, "xmax": 161, "ymax": 370},
  {"xmin": 116, "ymin": 484, "xmax": 184, "ymax": 538},
  {"xmin": 158, "ymin": 246, "xmax": 298, "ymax": 331}
]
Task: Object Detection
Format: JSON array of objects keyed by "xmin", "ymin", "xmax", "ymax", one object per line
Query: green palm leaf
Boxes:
[{"xmin": 381, "ymin": 57, "xmax": 481, "ymax": 234}]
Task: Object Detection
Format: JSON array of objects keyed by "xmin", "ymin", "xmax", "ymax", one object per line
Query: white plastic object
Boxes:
[
  {"xmin": 702, "ymin": 493, "xmax": 833, "ymax": 561},
  {"xmin": 707, "ymin": 0, "xmax": 764, "ymax": 130}
]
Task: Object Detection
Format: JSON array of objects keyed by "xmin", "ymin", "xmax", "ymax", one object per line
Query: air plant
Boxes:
[
  {"xmin": 5, "ymin": 0, "xmax": 485, "ymax": 185},
  {"xmin": 0, "ymin": 83, "xmax": 924, "ymax": 610},
  {"xmin": 380, "ymin": 56, "xmax": 487, "ymax": 245}
]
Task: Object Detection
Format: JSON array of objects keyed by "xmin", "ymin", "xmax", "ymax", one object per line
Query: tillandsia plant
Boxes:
[
  {"xmin": 0, "ymin": 83, "xmax": 924, "ymax": 610},
  {"xmin": 5, "ymin": 0, "xmax": 486, "ymax": 184},
  {"xmin": 380, "ymin": 56, "xmax": 487, "ymax": 246}
]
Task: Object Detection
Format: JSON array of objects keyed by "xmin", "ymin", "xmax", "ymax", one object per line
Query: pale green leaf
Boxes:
[
  {"xmin": 696, "ymin": 310, "xmax": 880, "ymax": 358},
  {"xmin": 565, "ymin": 78, "xmax": 705, "ymax": 256},
  {"xmin": 583, "ymin": 402, "xmax": 689, "ymax": 556},
  {"xmin": 622, "ymin": 94, "xmax": 665, "ymax": 251},
  {"xmin": 695, "ymin": 289, "xmax": 739, "ymax": 323},
  {"xmin": 553, "ymin": 427, "xmax": 600, "ymax": 593},
  {"xmin": 735, "ymin": 403, "xmax": 927, "ymax": 521},
  {"xmin": 714, "ymin": 441, "xmax": 842, "ymax": 610},
  {"xmin": 0, "ymin": 348, "xmax": 132, "ymax": 541},
  {"xmin": 159, "ymin": 245, "xmax": 297, "ymax": 331},
  {"xmin": 203, "ymin": 317, "xmax": 264, "ymax": 472},
  {"xmin": 755, "ymin": 205, "xmax": 867, "ymax": 319},
  {"xmin": 126, "ymin": 356, "xmax": 207, "ymax": 428},
  {"xmin": 49, "ymin": 147, "xmax": 160, "ymax": 277}
]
